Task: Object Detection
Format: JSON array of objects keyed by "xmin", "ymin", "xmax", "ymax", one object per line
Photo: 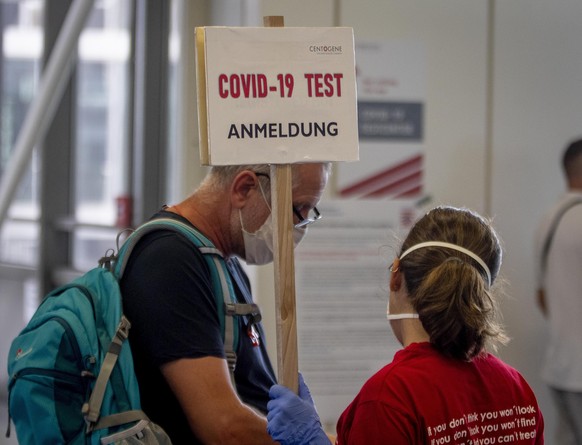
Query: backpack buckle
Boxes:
[
  {"xmin": 116, "ymin": 316, "xmax": 131, "ymax": 341},
  {"xmin": 225, "ymin": 351, "xmax": 237, "ymax": 372},
  {"xmin": 225, "ymin": 303, "xmax": 237, "ymax": 316},
  {"xmin": 82, "ymin": 403, "xmax": 98, "ymax": 431},
  {"xmin": 98, "ymin": 249, "xmax": 117, "ymax": 270},
  {"xmin": 225, "ymin": 303, "xmax": 261, "ymax": 322}
]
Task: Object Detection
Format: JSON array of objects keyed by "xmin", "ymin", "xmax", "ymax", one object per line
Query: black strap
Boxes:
[{"xmin": 540, "ymin": 197, "xmax": 582, "ymax": 276}]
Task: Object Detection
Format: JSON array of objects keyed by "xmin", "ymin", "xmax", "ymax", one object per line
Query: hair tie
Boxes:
[{"xmin": 399, "ymin": 241, "xmax": 492, "ymax": 287}]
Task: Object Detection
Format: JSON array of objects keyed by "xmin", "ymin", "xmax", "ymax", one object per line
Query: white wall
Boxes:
[
  {"xmin": 188, "ymin": 0, "xmax": 582, "ymax": 438},
  {"xmin": 340, "ymin": 0, "xmax": 490, "ymax": 212},
  {"xmin": 491, "ymin": 0, "xmax": 582, "ymax": 439}
]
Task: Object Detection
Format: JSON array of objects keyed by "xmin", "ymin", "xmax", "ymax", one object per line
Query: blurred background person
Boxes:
[{"xmin": 535, "ymin": 138, "xmax": 582, "ymax": 445}]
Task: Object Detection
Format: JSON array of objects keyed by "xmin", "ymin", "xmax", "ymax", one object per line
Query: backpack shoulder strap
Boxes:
[
  {"xmin": 113, "ymin": 218, "xmax": 215, "ymax": 278},
  {"xmin": 83, "ymin": 315, "xmax": 134, "ymax": 428},
  {"xmin": 113, "ymin": 218, "xmax": 250, "ymax": 385},
  {"xmin": 540, "ymin": 197, "xmax": 582, "ymax": 279}
]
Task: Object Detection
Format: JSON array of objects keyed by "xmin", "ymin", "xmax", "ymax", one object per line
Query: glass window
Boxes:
[
  {"xmin": 0, "ymin": 0, "xmax": 44, "ymax": 266},
  {"xmin": 72, "ymin": 1, "xmax": 132, "ymax": 271},
  {"xmin": 0, "ymin": 1, "xmax": 44, "ymax": 434},
  {"xmin": 167, "ymin": 0, "xmax": 180, "ymax": 203}
]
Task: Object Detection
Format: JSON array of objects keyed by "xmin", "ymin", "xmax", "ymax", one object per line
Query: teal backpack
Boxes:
[{"xmin": 6, "ymin": 218, "xmax": 259, "ymax": 444}]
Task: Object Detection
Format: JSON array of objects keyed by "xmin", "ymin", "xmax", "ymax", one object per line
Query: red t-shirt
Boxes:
[{"xmin": 336, "ymin": 342, "xmax": 544, "ymax": 445}]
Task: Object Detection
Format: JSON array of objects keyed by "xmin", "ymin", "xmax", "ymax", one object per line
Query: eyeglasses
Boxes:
[
  {"xmin": 254, "ymin": 172, "xmax": 322, "ymax": 229},
  {"xmin": 293, "ymin": 206, "xmax": 321, "ymax": 228}
]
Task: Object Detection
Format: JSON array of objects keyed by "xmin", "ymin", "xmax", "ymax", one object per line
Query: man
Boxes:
[
  {"xmin": 120, "ymin": 162, "xmax": 329, "ymax": 444},
  {"xmin": 535, "ymin": 138, "xmax": 582, "ymax": 444}
]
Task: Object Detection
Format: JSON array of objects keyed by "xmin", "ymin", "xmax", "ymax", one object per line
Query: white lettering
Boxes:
[
  {"xmin": 474, "ymin": 439, "xmax": 496, "ymax": 445},
  {"xmin": 480, "ymin": 411, "xmax": 498, "ymax": 422},
  {"xmin": 514, "ymin": 405, "xmax": 535, "ymax": 415},
  {"xmin": 450, "ymin": 417, "xmax": 465, "ymax": 428},
  {"xmin": 454, "ymin": 430, "xmax": 468, "ymax": 440},
  {"xmin": 500, "ymin": 420, "xmax": 515, "ymax": 430},
  {"xmin": 434, "ymin": 423, "xmax": 447, "ymax": 433},
  {"xmin": 481, "ymin": 424, "xmax": 498, "ymax": 434}
]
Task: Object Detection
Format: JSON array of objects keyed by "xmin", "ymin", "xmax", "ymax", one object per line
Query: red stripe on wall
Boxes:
[
  {"xmin": 363, "ymin": 171, "xmax": 422, "ymax": 198},
  {"xmin": 339, "ymin": 154, "xmax": 423, "ymax": 198},
  {"xmin": 394, "ymin": 184, "xmax": 423, "ymax": 199}
]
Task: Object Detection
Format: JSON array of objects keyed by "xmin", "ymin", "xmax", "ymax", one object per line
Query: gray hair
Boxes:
[{"xmin": 206, "ymin": 163, "xmax": 331, "ymax": 195}]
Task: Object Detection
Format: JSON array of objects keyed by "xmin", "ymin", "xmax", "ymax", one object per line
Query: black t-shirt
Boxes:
[{"xmin": 120, "ymin": 210, "xmax": 277, "ymax": 443}]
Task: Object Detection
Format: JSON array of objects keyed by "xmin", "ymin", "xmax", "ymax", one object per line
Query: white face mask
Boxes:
[
  {"xmin": 240, "ymin": 212, "xmax": 307, "ymax": 266},
  {"xmin": 386, "ymin": 299, "xmax": 419, "ymax": 321},
  {"xmin": 386, "ymin": 313, "xmax": 420, "ymax": 321}
]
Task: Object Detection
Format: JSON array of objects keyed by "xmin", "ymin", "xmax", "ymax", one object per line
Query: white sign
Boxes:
[
  {"xmin": 294, "ymin": 199, "xmax": 420, "ymax": 428},
  {"xmin": 195, "ymin": 27, "xmax": 359, "ymax": 165}
]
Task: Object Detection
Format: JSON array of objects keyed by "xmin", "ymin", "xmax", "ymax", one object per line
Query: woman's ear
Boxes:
[
  {"xmin": 231, "ymin": 171, "xmax": 258, "ymax": 208},
  {"xmin": 390, "ymin": 259, "xmax": 402, "ymax": 292}
]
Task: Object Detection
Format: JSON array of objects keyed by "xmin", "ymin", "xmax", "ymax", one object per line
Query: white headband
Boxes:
[{"xmin": 399, "ymin": 241, "xmax": 492, "ymax": 287}]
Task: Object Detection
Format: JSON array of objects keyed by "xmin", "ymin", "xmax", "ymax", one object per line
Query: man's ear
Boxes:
[{"xmin": 231, "ymin": 171, "xmax": 258, "ymax": 209}]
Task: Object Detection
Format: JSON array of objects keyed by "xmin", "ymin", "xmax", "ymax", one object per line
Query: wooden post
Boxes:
[
  {"xmin": 263, "ymin": 15, "xmax": 284, "ymax": 27},
  {"xmin": 263, "ymin": 16, "xmax": 299, "ymax": 394},
  {"xmin": 271, "ymin": 163, "xmax": 298, "ymax": 393}
]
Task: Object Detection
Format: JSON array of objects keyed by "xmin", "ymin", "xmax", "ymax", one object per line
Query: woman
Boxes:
[{"xmin": 267, "ymin": 206, "xmax": 544, "ymax": 444}]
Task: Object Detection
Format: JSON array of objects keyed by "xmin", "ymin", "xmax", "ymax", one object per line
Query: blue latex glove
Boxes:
[{"xmin": 267, "ymin": 374, "xmax": 330, "ymax": 445}]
